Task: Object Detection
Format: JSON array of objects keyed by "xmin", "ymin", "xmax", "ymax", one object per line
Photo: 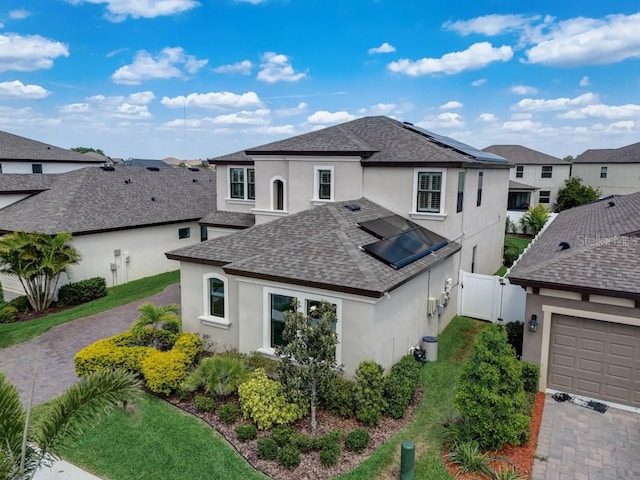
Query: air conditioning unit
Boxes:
[{"xmin": 427, "ymin": 297, "xmax": 438, "ymax": 317}]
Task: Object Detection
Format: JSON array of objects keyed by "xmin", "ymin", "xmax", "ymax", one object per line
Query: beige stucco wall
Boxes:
[
  {"xmin": 571, "ymin": 164, "xmax": 640, "ymax": 197},
  {"xmin": 509, "ymin": 164, "xmax": 571, "ymax": 207}
]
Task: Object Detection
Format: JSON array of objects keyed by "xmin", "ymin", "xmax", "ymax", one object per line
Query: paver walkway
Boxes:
[
  {"xmin": 0, "ymin": 283, "xmax": 180, "ymax": 406},
  {"xmin": 533, "ymin": 394, "xmax": 640, "ymax": 480}
]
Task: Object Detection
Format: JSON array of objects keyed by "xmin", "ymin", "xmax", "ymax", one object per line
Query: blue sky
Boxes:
[{"xmin": 1, "ymin": 1, "xmax": 639, "ymax": 160}]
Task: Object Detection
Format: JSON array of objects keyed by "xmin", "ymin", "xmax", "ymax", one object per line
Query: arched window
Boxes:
[
  {"xmin": 270, "ymin": 176, "xmax": 286, "ymax": 211},
  {"xmin": 201, "ymin": 273, "xmax": 229, "ymax": 328}
]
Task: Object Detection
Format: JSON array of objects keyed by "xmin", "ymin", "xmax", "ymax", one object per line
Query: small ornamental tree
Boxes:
[
  {"xmin": 131, "ymin": 302, "xmax": 180, "ymax": 348},
  {"xmin": 556, "ymin": 177, "xmax": 601, "ymax": 212},
  {"xmin": 276, "ymin": 301, "xmax": 342, "ymax": 433},
  {"xmin": 519, "ymin": 205, "xmax": 549, "ymax": 236},
  {"xmin": 0, "ymin": 232, "xmax": 80, "ymax": 311},
  {"xmin": 453, "ymin": 325, "xmax": 529, "ymax": 450}
]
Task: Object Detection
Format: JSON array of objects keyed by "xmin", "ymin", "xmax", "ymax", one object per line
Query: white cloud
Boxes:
[
  {"xmin": 255, "ymin": 125, "xmax": 295, "ymax": 135},
  {"xmin": 9, "ymin": 9, "xmax": 31, "ymax": 19},
  {"xmin": 275, "ymin": 102, "xmax": 307, "ymax": 117},
  {"xmin": 387, "ymin": 42, "xmax": 513, "ymax": 76},
  {"xmin": 417, "ymin": 112, "xmax": 465, "ymax": 129},
  {"xmin": 558, "ymin": 103, "xmax": 640, "ymax": 120},
  {"xmin": 503, "ymin": 119, "xmax": 545, "ymax": 132},
  {"xmin": 60, "ymin": 103, "xmax": 91, "ymax": 113},
  {"xmin": 161, "ymin": 91, "xmax": 262, "ymax": 109},
  {"xmin": 440, "ymin": 101, "xmax": 463, "ymax": 110},
  {"xmin": 211, "ymin": 109, "xmax": 271, "ymax": 125},
  {"xmin": 307, "ymin": 110, "xmax": 355, "ymax": 124},
  {"xmin": 444, "ymin": 14, "xmax": 539, "ymax": 36},
  {"xmin": 257, "ymin": 52, "xmax": 306, "ymax": 83},
  {"xmin": 60, "ymin": 93, "xmax": 155, "ymax": 121},
  {"xmin": 525, "ymin": 13, "xmax": 640, "ymax": 66},
  {"xmin": 471, "ymin": 78, "xmax": 487, "ymax": 87},
  {"xmin": 510, "ymin": 85, "xmax": 538, "ymax": 95},
  {"xmin": 368, "ymin": 42, "xmax": 396, "ymax": 55},
  {"xmin": 0, "ymin": 33, "xmax": 69, "ymax": 72},
  {"xmin": 116, "ymin": 103, "xmax": 151, "ymax": 118},
  {"xmin": 478, "ymin": 113, "xmax": 497, "ymax": 122},
  {"xmin": 212, "ymin": 60, "xmax": 252, "ymax": 75},
  {"xmin": 0, "ymin": 80, "xmax": 51, "ymax": 99},
  {"xmin": 111, "ymin": 47, "xmax": 207, "ymax": 84},
  {"xmin": 512, "ymin": 113, "xmax": 532, "ymax": 120},
  {"xmin": 513, "ymin": 93, "xmax": 597, "ymax": 112},
  {"xmin": 128, "ymin": 90, "xmax": 155, "ymax": 105},
  {"xmin": 68, "ymin": 0, "xmax": 199, "ymax": 22},
  {"xmin": 579, "ymin": 75, "xmax": 590, "ymax": 87}
]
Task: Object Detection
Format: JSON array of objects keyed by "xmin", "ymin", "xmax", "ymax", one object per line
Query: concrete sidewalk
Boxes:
[{"xmin": 34, "ymin": 460, "xmax": 102, "ymax": 480}]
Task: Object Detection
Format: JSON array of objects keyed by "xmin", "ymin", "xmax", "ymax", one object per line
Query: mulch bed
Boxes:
[
  {"xmin": 443, "ymin": 391, "xmax": 545, "ymax": 479},
  {"xmin": 168, "ymin": 386, "xmax": 424, "ymax": 480},
  {"xmin": 16, "ymin": 304, "xmax": 71, "ymax": 322}
]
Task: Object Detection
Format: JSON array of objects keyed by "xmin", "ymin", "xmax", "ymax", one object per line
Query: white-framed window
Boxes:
[
  {"xmin": 313, "ymin": 166, "xmax": 334, "ymax": 202},
  {"xmin": 476, "ymin": 171, "xmax": 483, "ymax": 207},
  {"xmin": 228, "ymin": 166, "xmax": 255, "ymax": 201},
  {"xmin": 413, "ymin": 169, "xmax": 446, "ymax": 214},
  {"xmin": 541, "ymin": 165, "xmax": 553, "ymax": 178},
  {"xmin": 32, "ymin": 164, "xmax": 43, "ymax": 174},
  {"xmin": 178, "ymin": 227, "xmax": 190, "ymax": 239},
  {"xmin": 270, "ymin": 176, "xmax": 287, "ymax": 211},
  {"xmin": 539, "ymin": 190, "xmax": 551, "ymax": 204},
  {"xmin": 515, "ymin": 165, "xmax": 523, "ymax": 178},
  {"xmin": 600, "ymin": 166, "xmax": 608, "ymax": 179},
  {"xmin": 200, "ymin": 273, "xmax": 230, "ymax": 328},
  {"xmin": 261, "ymin": 287, "xmax": 342, "ymax": 363}
]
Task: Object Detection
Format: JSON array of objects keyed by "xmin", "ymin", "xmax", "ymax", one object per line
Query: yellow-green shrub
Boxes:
[
  {"xmin": 237, "ymin": 368, "xmax": 307, "ymax": 430},
  {"xmin": 141, "ymin": 349, "xmax": 191, "ymax": 395},
  {"xmin": 74, "ymin": 337, "xmax": 153, "ymax": 376},
  {"xmin": 173, "ymin": 332, "xmax": 203, "ymax": 362}
]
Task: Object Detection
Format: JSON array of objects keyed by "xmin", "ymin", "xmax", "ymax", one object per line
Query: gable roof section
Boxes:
[
  {"xmin": 574, "ymin": 141, "xmax": 640, "ymax": 164},
  {"xmin": 509, "ymin": 180, "xmax": 537, "ymax": 191},
  {"xmin": 483, "ymin": 145, "xmax": 568, "ymax": 166},
  {"xmin": 0, "ymin": 130, "xmax": 104, "ymax": 163},
  {"xmin": 0, "ymin": 167, "xmax": 217, "ymax": 235},
  {"xmin": 167, "ymin": 198, "xmax": 461, "ymax": 298},
  {"xmin": 210, "ymin": 116, "xmax": 509, "ymax": 169},
  {"xmin": 199, "ymin": 210, "xmax": 255, "ymax": 229},
  {"xmin": 509, "ymin": 192, "xmax": 640, "ymax": 299}
]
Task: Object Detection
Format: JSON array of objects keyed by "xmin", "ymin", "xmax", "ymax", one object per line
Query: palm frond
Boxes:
[{"xmin": 0, "ymin": 373, "xmax": 26, "ymax": 473}]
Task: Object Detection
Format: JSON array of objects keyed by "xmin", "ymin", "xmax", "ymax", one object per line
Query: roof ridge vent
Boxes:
[
  {"xmin": 147, "ymin": 166, "xmax": 160, "ymax": 171},
  {"xmin": 344, "ymin": 203, "xmax": 361, "ymax": 211},
  {"xmin": 188, "ymin": 166, "xmax": 200, "ymax": 171}
]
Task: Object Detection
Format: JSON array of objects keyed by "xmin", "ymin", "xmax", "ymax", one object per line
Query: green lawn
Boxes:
[
  {"xmin": 61, "ymin": 316, "xmax": 487, "ymax": 480},
  {"xmin": 0, "ymin": 270, "xmax": 179, "ymax": 348},
  {"xmin": 494, "ymin": 235, "xmax": 533, "ymax": 276}
]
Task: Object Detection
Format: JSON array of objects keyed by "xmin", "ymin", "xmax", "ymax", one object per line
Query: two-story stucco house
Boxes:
[
  {"xmin": 483, "ymin": 145, "xmax": 571, "ymax": 211},
  {"xmin": 572, "ymin": 142, "xmax": 640, "ymax": 197},
  {"xmin": 167, "ymin": 116, "xmax": 510, "ymax": 374}
]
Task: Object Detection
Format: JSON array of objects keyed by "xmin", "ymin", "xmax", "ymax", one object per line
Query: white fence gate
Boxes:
[{"xmin": 457, "ymin": 270, "xmax": 526, "ymax": 323}]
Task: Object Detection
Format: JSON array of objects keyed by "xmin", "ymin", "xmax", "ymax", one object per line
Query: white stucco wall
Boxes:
[
  {"xmin": 510, "ymin": 164, "xmax": 571, "ymax": 207},
  {"xmin": 0, "ymin": 162, "xmax": 100, "ymax": 174},
  {"xmin": 571, "ymin": 164, "xmax": 640, "ymax": 197}
]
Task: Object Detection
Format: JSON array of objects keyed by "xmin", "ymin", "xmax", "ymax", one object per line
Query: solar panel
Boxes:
[
  {"xmin": 359, "ymin": 214, "xmax": 449, "ymax": 269},
  {"xmin": 402, "ymin": 123, "xmax": 508, "ymax": 163}
]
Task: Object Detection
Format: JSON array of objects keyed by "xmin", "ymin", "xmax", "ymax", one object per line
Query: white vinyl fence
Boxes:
[{"xmin": 457, "ymin": 270, "xmax": 526, "ymax": 323}]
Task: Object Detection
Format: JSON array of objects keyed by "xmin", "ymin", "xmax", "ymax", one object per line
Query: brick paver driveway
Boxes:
[
  {"xmin": 533, "ymin": 394, "xmax": 640, "ymax": 480},
  {"xmin": 0, "ymin": 283, "xmax": 180, "ymax": 406}
]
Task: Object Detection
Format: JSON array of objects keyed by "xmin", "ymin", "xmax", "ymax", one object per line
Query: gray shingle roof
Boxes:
[
  {"xmin": 167, "ymin": 198, "xmax": 461, "ymax": 297},
  {"xmin": 199, "ymin": 210, "xmax": 255, "ymax": 229},
  {"xmin": 0, "ymin": 166, "xmax": 217, "ymax": 235},
  {"xmin": 0, "ymin": 174, "xmax": 58, "ymax": 193},
  {"xmin": 509, "ymin": 180, "xmax": 537, "ymax": 191},
  {"xmin": 0, "ymin": 130, "xmax": 105, "ymax": 163},
  {"xmin": 509, "ymin": 192, "xmax": 640, "ymax": 298},
  {"xmin": 211, "ymin": 116, "xmax": 510, "ymax": 169},
  {"xmin": 483, "ymin": 145, "xmax": 567, "ymax": 166},
  {"xmin": 574, "ymin": 142, "xmax": 640, "ymax": 164}
]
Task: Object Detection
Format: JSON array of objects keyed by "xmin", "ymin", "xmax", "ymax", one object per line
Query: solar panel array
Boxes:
[
  {"xmin": 359, "ymin": 215, "xmax": 449, "ymax": 269},
  {"xmin": 403, "ymin": 123, "xmax": 508, "ymax": 163}
]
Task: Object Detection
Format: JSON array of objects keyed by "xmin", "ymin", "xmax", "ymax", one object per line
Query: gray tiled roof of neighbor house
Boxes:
[
  {"xmin": 0, "ymin": 130, "xmax": 105, "ymax": 163},
  {"xmin": 483, "ymin": 145, "xmax": 568, "ymax": 165},
  {"xmin": 0, "ymin": 174, "xmax": 58, "ymax": 193},
  {"xmin": 509, "ymin": 180, "xmax": 537, "ymax": 191},
  {"xmin": 574, "ymin": 141, "xmax": 640, "ymax": 164},
  {"xmin": 167, "ymin": 198, "xmax": 461, "ymax": 298},
  {"xmin": 199, "ymin": 210, "xmax": 255, "ymax": 229},
  {"xmin": 0, "ymin": 166, "xmax": 217, "ymax": 235},
  {"xmin": 508, "ymin": 192, "xmax": 640, "ymax": 298},
  {"xmin": 210, "ymin": 116, "xmax": 510, "ymax": 169}
]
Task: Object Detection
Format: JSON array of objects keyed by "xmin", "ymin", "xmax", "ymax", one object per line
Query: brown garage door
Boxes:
[{"xmin": 548, "ymin": 314, "xmax": 640, "ymax": 408}]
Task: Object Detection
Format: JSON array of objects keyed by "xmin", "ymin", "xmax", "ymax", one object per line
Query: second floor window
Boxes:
[
  {"xmin": 416, "ymin": 171, "xmax": 442, "ymax": 213},
  {"xmin": 541, "ymin": 165, "xmax": 553, "ymax": 178},
  {"xmin": 32, "ymin": 164, "xmax": 43, "ymax": 174},
  {"xmin": 516, "ymin": 165, "xmax": 523, "ymax": 178},
  {"xmin": 229, "ymin": 167, "xmax": 255, "ymax": 200},
  {"xmin": 456, "ymin": 172, "xmax": 465, "ymax": 213},
  {"xmin": 318, "ymin": 169, "xmax": 332, "ymax": 200},
  {"xmin": 600, "ymin": 166, "xmax": 608, "ymax": 179},
  {"xmin": 476, "ymin": 171, "xmax": 483, "ymax": 207}
]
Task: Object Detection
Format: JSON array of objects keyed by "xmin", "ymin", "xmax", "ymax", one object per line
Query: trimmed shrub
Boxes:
[
  {"xmin": 194, "ymin": 394, "xmax": 217, "ymax": 413},
  {"xmin": 271, "ymin": 425, "xmax": 296, "ymax": 447},
  {"xmin": 237, "ymin": 368, "xmax": 307, "ymax": 430},
  {"xmin": 383, "ymin": 354, "xmax": 422, "ymax": 419},
  {"xmin": 317, "ymin": 429, "xmax": 344, "ymax": 450},
  {"xmin": 173, "ymin": 333, "xmax": 204, "ymax": 363},
  {"xmin": 521, "ymin": 361, "xmax": 540, "ymax": 393},
  {"xmin": 244, "ymin": 351, "xmax": 279, "ymax": 378},
  {"xmin": 319, "ymin": 376, "xmax": 355, "ymax": 418},
  {"xmin": 141, "ymin": 349, "xmax": 190, "ymax": 395},
  {"xmin": 453, "ymin": 325, "xmax": 529, "ymax": 450},
  {"xmin": 8, "ymin": 295, "xmax": 31, "ymax": 313},
  {"xmin": 503, "ymin": 244, "xmax": 520, "ymax": 268},
  {"xmin": 504, "ymin": 321, "xmax": 524, "ymax": 358},
  {"xmin": 154, "ymin": 329, "xmax": 179, "ymax": 351},
  {"xmin": 218, "ymin": 402, "xmax": 240, "ymax": 424},
  {"xmin": 277, "ymin": 444, "xmax": 301, "ymax": 469},
  {"xmin": 74, "ymin": 337, "xmax": 153, "ymax": 376},
  {"xmin": 344, "ymin": 428, "xmax": 370, "ymax": 453},
  {"xmin": 354, "ymin": 360, "xmax": 385, "ymax": 426},
  {"xmin": 319, "ymin": 442, "xmax": 341, "ymax": 467},
  {"xmin": 257, "ymin": 437, "xmax": 278, "ymax": 461},
  {"xmin": 58, "ymin": 277, "xmax": 107, "ymax": 306},
  {"xmin": 290, "ymin": 432, "xmax": 318, "ymax": 453},
  {"xmin": 235, "ymin": 423, "xmax": 258, "ymax": 442},
  {"xmin": 182, "ymin": 355, "xmax": 246, "ymax": 398},
  {"xmin": 0, "ymin": 305, "xmax": 18, "ymax": 324}
]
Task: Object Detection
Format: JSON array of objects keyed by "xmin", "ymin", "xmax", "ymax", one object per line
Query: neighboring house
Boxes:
[
  {"xmin": 167, "ymin": 116, "xmax": 510, "ymax": 374},
  {"xmin": 572, "ymin": 141, "xmax": 640, "ymax": 197},
  {"xmin": 0, "ymin": 166, "xmax": 216, "ymax": 295},
  {"xmin": 121, "ymin": 158, "xmax": 173, "ymax": 169},
  {"xmin": 0, "ymin": 130, "xmax": 106, "ymax": 174},
  {"xmin": 483, "ymin": 145, "xmax": 571, "ymax": 210},
  {"xmin": 509, "ymin": 193, "xmax": 640, "ymax": 410}
]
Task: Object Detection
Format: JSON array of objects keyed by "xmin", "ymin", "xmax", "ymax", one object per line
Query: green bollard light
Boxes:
[{"xmin": 400, "ymin": 440, "xmax": 415, "ymax": 480}]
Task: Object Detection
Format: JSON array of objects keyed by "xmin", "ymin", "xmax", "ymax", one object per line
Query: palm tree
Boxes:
[
  {"xmin": 0, "ymin": 369, "xmax": 141, "ymax": 480},
  {"xmin": 131, "ymin": 302, "xmax": 180, "ymax": 347},
  {"xmin": 0, "ymin": 231, "xmax": 81, "ymax": 312}
]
